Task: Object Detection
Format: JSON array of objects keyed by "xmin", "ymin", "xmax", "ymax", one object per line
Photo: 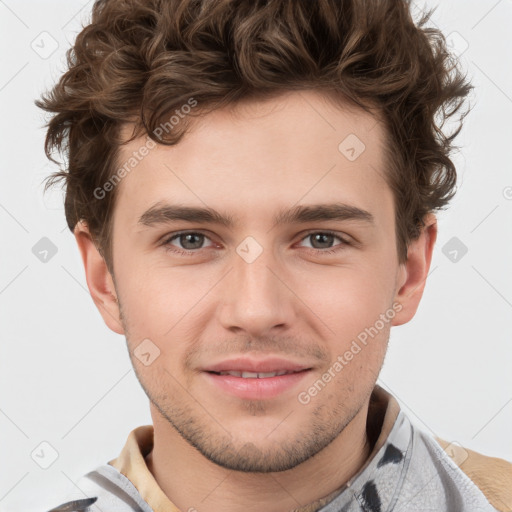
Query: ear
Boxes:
[
  {"xmin": 73, "ymin": 220, "xmax": 125, "ymax": 335},
  {"xmin": 391, "ymin": 213, "xmax": 437, "ymax": 326}
]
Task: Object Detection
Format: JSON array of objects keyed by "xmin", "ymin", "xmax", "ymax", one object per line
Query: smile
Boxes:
[
  {"xmin": 212, "ymin": 370, "xmax": 300, "ymax": 378},
  {"xmin": 203, "ymin": 368, "xmax": 311, "ymax": 400}
]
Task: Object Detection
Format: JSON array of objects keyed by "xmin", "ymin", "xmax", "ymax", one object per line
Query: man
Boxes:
[{"xmin": 37, "ymin": 0, "xmax": 511, "ymax": 511}]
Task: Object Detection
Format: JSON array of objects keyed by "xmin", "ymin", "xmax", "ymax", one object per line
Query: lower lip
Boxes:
[{"xmin": 203, "ymin": 370, "xmax": 311, "ymax": 400}]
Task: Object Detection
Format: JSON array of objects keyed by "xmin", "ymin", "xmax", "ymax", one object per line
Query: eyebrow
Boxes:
[{"xmin": 137, "ymin": 202, "xmax": 374, "ymax": 230}]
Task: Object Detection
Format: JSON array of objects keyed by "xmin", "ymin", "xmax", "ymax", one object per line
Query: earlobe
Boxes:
[
  {"xmin": 391, "ymin": 213, "xmax": 438, "ymax": 327},
  {"xmin": 73, "ymin": 221, "xmax": 125, "ymax": 335}
]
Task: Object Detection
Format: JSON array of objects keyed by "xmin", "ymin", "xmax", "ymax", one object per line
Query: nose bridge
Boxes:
[{"xmin": 218, "ymin": 236, "xmax": 294, "ymax": 335}]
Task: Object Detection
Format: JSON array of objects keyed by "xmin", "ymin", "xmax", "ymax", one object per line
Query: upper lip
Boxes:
[{"xmin": 203, "ymin": 357, "xmax": 312, "ymax": 373}]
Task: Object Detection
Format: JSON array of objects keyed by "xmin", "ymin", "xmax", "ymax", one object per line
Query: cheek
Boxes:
[
  {"xmin": 301, "ymin": 262, "xmax": 396, "ymax": 341},
  {"xmin": 116, "ymin": 262, "xmax": 217, "ymax": 349},
  {"xmin": 115, "ymin": 239, "xmax": 397, "ymax": 359}
]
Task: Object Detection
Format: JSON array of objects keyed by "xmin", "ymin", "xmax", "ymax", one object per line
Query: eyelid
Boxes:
[
  {"xmin": 296, "ymin": 230, "xmax": 351, "ymax": 248},
  {"xmin": 161, "ymin": 229, "xmax": 352, "ymax": 253},
  {"xmin": 161, "ymin": 230, "xmax": 217, "ymax": 248}
]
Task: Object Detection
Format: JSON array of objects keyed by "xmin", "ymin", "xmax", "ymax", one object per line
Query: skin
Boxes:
[{"xmin": 75, "ymin": 89, "xmax": 437, "ymax": 512}]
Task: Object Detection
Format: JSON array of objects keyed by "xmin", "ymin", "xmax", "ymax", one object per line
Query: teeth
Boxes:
[
  {"xmin": 242, "ymin": 371, "xmax": 260, "ymax": 378},
  {"xmin": 218, "ymin": 370, "xmax": 294, "ymax": 378}
]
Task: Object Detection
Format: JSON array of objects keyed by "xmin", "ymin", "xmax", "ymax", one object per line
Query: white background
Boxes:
[{"xmin": 1, "ymin": 0, "xmax": 511, "ymax": 510}]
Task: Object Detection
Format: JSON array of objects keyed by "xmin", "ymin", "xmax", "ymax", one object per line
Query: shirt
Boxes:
[{"xmin": 47, "ymin": 385, "xmax": 512, "ymax": 512}]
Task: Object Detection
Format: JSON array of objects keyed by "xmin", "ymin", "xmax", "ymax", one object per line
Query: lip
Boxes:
[
  {"xmin": 203, "ymin": 357, "xmax": 311, "ymax": 373},
  {"xmin": 202, "ymin": 357, "xmax": 312, "ymax": 400}
]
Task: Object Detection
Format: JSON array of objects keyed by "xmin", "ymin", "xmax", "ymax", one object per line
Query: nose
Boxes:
[{"xmin": 217, "ymin": 241, "xmax": 297, "ymax": 338}]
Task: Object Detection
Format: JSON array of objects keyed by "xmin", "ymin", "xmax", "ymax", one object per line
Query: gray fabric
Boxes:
[
  {"xmin": 51, "ymin": 465, "xmax": 153, "ymax": 512},
  {"xmin": 317, "ymin": 411, "xmax": 498, "ymax": 512},
  {"xmin": 48, "ymin": 411, "xmax": 499, "ymax": 512}
]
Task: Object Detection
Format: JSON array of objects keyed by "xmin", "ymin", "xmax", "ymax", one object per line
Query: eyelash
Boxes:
[{"xmin": 161, "ymin": 230, "xmax": 351, "ymax": 257}]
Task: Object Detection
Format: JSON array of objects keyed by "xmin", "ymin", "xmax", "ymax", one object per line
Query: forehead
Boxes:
[{"xmin": 114, "ymin": 90, "xmax": 391, "ymax": 228}]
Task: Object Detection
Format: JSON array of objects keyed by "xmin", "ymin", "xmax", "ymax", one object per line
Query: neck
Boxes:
[{"xmin": 145, "ymin": 401, "xmax": 372, "ymax": 512}]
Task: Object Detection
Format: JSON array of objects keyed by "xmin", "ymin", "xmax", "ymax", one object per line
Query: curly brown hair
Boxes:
[{"xmin": 35, "ymin": 0, "xmax": 472, "ymax": 272}]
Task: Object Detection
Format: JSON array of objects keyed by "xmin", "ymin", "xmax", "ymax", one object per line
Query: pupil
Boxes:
[
  {"xmin": 313, "ymin": 233, "xmax": 332, "ymax": 249},
  {"xmin": 182, "ymin": 234, "xmax": 203, "ymax": 249}
]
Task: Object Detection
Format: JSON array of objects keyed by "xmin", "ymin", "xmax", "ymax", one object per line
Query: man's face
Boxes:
[{"xmin": 108, "ymin": 90, "xmax": 406, "ymax": 472}]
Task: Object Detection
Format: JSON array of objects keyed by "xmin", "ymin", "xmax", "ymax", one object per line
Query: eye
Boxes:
[
  {"xmin": 297, "ymin": 231, "xmax": 350, "ymax": 253},
  {"xmin": 161, "ymin": 230, "xmax": 351, "ymax": 257},
  {"xmin": 162, "ymin": 231, "xmax": 215, "ymax": 255}
]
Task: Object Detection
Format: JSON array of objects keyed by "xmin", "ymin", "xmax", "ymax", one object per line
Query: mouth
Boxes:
[
  {"xmin": 202, "ymin": 358, "xmax": 313, "ymax": 400},
  {"xmin": 207, "ymin": 369, "xmax": 307, "ymax": 378}
]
